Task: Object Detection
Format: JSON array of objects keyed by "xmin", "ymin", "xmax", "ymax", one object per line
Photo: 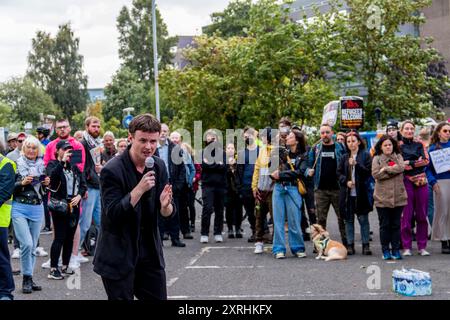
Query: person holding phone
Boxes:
[
  {"xmin": 46, "ymin": 141, "xmax": 87, "ymax": 279},
  {"xmin": 93, "ymin": 114, "xmax": 174, "ymax": 300}
]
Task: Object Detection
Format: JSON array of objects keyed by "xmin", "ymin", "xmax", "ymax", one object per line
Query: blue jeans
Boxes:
[
  {"xmin": 345, "ymin": 196, "xmax": 370, "ymax": 245},
  {"xmin": 0, "ymin": 227, "xmax": 15, "ymax": 300},
  {"xmin": 80, "ymin": 188, "xmax": 101, "ymax": 246},
  {"xmin": 12, "ymin": 215, "xmax": 42, "ymax": 276},
  {"xmin": 272, "ymin": 184, "xmax": 305, "ymax": 255}
]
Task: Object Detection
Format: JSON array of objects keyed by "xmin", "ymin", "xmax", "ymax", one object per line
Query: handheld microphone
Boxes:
[{"xmin": 145, "ymin": 156, "xmax": 155, "ymax": 169}]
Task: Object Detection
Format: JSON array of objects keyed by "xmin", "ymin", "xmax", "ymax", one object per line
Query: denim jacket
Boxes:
[{"xmin": 306, "ymin": 141, "xmax": 346, "ymax": 190}]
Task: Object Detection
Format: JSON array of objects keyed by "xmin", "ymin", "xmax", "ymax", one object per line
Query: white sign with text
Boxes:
[{"xmin": 430, "ymin": 148, "xmax": 450, "ymax": 174}]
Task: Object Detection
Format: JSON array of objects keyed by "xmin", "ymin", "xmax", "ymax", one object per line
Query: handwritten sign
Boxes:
[
  {"xmin": 430, "ymin": 148, "xmax": 450, "ymax": 174},
  {"xmin": 322, "ymin": 101, "xmax": 339, "ymax": 126},
  {"xmin": 340, "ymin": 96, "xmax": 364, "ymax": 129},
  {"xmin": 90, "ymin": 146, "xmax": 103, "ymax": 167}
]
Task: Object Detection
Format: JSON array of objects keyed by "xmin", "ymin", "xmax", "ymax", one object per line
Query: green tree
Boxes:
[
  {"xmin": 0, "ymin": 77, "xmax": 61, "ymax": 128},
  {"xmin": 330, "ymin": 0, "xmax": 444, "ymax": 126},
  {"xmin": 0, "ymin": 101, "xmax": 12, "ymax": 128},
  {"xmin": 203, "ymin": 0, "xmax": 253, "ymax": 38},
  {"xmin": 27, "ymin": 23, "xmax": 89, "ymax": 119},
  {"xmin": 117, "ymin": 0, "xmax": 177, "ymax": 83},
  {"xmin": 426, "ymin": 55, "xmax": 450, "ymax": 112},
  {"xmin": 103, "ymin": 66, "xmax": 150, "ymax": 122},
  {"xmin": 160, "ymin": 0, "xmax": 338, "ymax": 131}
]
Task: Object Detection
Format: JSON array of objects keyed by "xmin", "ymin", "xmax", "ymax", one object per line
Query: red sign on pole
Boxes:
[{"xmin": 340, "ymin": 96, "xmax": 364, "ymax": 129}]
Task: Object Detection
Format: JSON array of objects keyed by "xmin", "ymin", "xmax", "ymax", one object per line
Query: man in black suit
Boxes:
[
  {"xmin": 156, "ymin": 123, "xmax": 186, "ymax": 247},
  {"xmin": 93, "ymin": 114, "xmax": 174, "ymax": 300}
]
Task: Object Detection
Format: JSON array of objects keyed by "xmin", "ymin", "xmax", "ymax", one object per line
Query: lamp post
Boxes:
[{"xmin": 152, "ymin": 0, "xmax": 160, "ymax": 121}]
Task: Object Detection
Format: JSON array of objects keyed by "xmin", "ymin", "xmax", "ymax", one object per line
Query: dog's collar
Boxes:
[{"xmin": 320, "ymin": 237, "xmax": 330, "ymax": 248}]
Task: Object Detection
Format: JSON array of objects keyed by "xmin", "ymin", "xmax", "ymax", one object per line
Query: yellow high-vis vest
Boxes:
[{"xmin": 0, "ymin": 155, "xmax": 16, "ymax": 228}]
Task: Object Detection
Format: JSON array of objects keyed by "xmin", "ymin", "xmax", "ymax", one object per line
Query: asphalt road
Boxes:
[{"xmin": 9, "ymin": 204, "xmax": 450, "ymax": 300}]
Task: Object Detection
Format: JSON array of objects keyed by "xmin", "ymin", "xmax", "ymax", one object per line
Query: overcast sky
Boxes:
[{"xmin": 0, "ymin": 0, "xmax": 230, "ymax": 88}]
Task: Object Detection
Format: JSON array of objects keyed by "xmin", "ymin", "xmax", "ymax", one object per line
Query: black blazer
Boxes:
[
  {"xmin": 93, "ymin": 147, "xmax": 174, "ymax": 280},
  {"xmin": 46, "ymin": 160, "xmax": 87, "ymax": 200},
  {"xmin": 154, "ymin": 141, "xmax": 186, "ymax": 194}
]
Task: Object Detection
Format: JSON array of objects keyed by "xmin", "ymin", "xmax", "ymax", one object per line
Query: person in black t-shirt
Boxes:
[{"xmin": 306, "ymin": 124, "xmax": 347, "ymax": 245}]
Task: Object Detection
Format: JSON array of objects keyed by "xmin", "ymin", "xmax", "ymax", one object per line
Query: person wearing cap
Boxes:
[
  {"xmin": 6, "ymin": 132, "xmax": 27, "ymax": 163},
  {"xmin": 386, "ymin": 120, "xmax": 400, "ymax": 141},
  {"xmin": 0, "ymin": 148, "xmax": 16, "ymax": 300},
  {"xmin": 6, "ymin": 133, "xmax": 18, "ymax": 154},
  {"xmin": 252, "ymin": 127, "xmax": 275, "ymax": 254},
  {"xmin": 46, "ymin": 140, "xmax": 87, "ymax": 279},
  {"xmin": 36, "ymin": 127, "xmax": 51, "ymax": 147}
]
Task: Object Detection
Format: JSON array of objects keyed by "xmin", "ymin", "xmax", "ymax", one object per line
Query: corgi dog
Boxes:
[{"xmin": 310, "ymin": 224, "xmax": 347, "ymax": 261}]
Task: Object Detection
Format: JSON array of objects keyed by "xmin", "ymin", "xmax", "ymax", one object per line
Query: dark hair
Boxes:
[
  {"xmin": 260, "ymin": 127, "xmax": 272, "ymax": 144},
  {"xmin": 345, "ymin": 131, "xmax": 366, "ymax": 151},
  {"xmin": 374, "ymin": 135, "xmax": 400, "ymax": 155},
  {"xmin": 320, "ymin": 123, "xmax": 333, "ymax": 130},
  {"xmin": 430, "ymin": 122, "xmax": 450, "ymax": 149},
  {"xmin": 278, "ymin": 117, "xmax": 292, "ymax": 127},
  {"xmin": 128, "ymin": 114, "xmax": 161, "ymax": 135},
  {"xmin": 243, "ymin": 126, "xmax": 255, "ymax": 135},
  {"xmin": 292, "ymin": 130, "xmax": 307, "ymax": 154},
  {"xmin": 56, "ymin": 119, "xmax": 70, "ymax": 125}
]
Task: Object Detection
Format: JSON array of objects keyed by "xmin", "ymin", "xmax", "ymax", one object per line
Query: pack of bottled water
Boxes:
[{"xmin": 392, "ymin": 268, "xmax": 432, "ymax": 296}]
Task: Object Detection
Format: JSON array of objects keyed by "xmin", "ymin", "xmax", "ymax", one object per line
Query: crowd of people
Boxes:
[{"xmin": 0, "ymin": 114, "xmax": 449, "ymax": 300}]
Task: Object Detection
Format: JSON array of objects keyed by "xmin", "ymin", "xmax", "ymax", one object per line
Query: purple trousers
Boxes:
[{"xmin": 401, "ymin": 178, "xmax": 429, "ymax": 250}]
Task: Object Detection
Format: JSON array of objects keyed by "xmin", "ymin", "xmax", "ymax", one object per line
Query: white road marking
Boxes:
[
  {"xmin": 185, "ymin": 265, "xmax": 265, "ymax": 269},
  {"xmin": 187, "ymin": 247, "xmax": 210, "ymax": 266},
  {"xmin": 169, "ymin": 291, "xmax": 449, "ymax": 299},
  {"xmin": 167, "ymin": 277, "xmax": 179, "ymax": 287}
]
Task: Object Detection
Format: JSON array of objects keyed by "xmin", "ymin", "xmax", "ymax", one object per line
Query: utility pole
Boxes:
[{"xmin": 152, "ymin": 0, "xmax": 160, "ymax": 121}]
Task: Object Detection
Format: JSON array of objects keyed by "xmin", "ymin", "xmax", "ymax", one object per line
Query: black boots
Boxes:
[
  {"xmin": 347, "ymin": 243, "xmax": 355, "ymax": 255},
  {"xmin": 362, "ymin": 243, "xmax": 372, "ymax": 255},
  {"xmin": 22, "ymin": 275, "xmax": 41, "ymax": 294},
  {"xmin": 442, "ymin": 241, "xmax": 450, "ymax": 254}
]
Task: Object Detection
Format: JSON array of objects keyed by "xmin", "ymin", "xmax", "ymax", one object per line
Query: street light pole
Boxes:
[{"xmin": 152, "ymin": 0, "xmax": 160, "ymax": 121}]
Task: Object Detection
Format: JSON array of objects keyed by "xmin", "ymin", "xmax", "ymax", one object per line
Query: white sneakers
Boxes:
[
  {"xmin": 69, "ymin": 255, "xmax": 80, "ymax": 269},
  {"xmin": 275, "ymin": 252, "xmax": 286, "ymax": 259},
  {"xmin": 34, "ymin": 247, "xmax": 48, "ymax": 257},
  {"xmin": 419, "ymin": 249, "xmax": 430, "ymax": 256},
  {"xmin": 200, "ymin": 235, "xmax": 223, "ymax": 243},
  {"xmin": 42, "ymin": 257, "xmax": 62, "ymax": 269},
  {"xmin": 11, "ymin": 248, "xmax": 20, "ymax": 259},
  {"xmin": 403, "ymin": 249, "xmax": 431, "ymax": 256},
  {"xmin": 77, "ymin": 253, "xmax": 89, "ymax": 263},
  {"xmin": 254, "ymin": 242, "xmax": 264, "ymax": 254},
  {"xmin": 295, "ymin": 251, "xmax": 307, "ymax": 258}
]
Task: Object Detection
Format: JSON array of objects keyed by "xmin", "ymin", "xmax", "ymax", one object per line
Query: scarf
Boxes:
[
  {"xmin": 83, "ymin": 131, "xmax": 102, "ymax": 149},
  {"xmin": 16, "ymin": 155, "xmax": 46, "ymax": 197}
]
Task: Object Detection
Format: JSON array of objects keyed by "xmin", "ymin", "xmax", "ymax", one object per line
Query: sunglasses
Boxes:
[
  {"xmin": 442, "ymin": 129, "xmax": 450, "ymax": 133},
  {"xmin": 18, "ymin": 139, "xmax": 24, "ymax": 143}
]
